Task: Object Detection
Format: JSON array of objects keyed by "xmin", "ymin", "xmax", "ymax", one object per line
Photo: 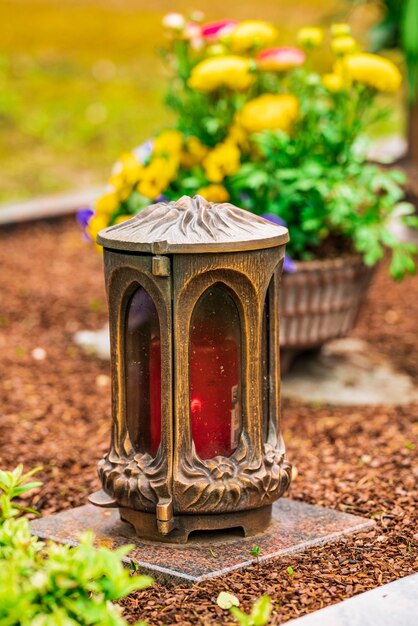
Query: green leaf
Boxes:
[
  {"xmin": 230, "ymin": 606, "xmax": 251, "ymax": 626},
  {"xmin": 251, "ymin": 596, "xmax": 272, "ymax": 626}
]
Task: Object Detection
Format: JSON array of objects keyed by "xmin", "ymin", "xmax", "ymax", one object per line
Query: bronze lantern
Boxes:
[{"xmin": 89, "ymin": 195, "xmax": 292, "ymax": 543}]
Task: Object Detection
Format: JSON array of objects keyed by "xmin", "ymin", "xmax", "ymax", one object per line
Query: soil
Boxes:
[{"xmin": 0, "ymin": 217, "xmax": 417, "ymax": 625}]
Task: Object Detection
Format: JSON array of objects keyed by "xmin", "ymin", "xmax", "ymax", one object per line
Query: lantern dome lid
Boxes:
[{"xmin": 97, "ymin": 195, "xmax": 288, "ymax": 254}]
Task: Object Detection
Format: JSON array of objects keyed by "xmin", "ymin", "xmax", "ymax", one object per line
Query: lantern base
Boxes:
[{"xmin": 119, "ymin": 505, "xmax": 272, "ymax": 544}]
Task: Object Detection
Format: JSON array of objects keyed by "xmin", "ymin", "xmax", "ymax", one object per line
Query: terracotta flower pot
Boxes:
[{"xmin": 280, "ymin": 255, "xmax": 374, "ymax": 373}]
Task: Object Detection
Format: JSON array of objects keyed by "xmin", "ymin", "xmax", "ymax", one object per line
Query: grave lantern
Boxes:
[{"xmin": 89, "ymin": 195, "xmax": 292, "ymax": 543}]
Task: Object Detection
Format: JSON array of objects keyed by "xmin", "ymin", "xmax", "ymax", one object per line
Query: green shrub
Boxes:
[{"xmin": 0, "ymin": 465, "xmax": 152, "ymax": 626}]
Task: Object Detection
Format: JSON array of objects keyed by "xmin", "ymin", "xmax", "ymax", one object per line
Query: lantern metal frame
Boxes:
[{"xmin": 90, "ymin": 195, "xmax": 292, "ymax": 543}]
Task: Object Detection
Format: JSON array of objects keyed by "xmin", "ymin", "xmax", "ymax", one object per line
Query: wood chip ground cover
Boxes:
[{"xmin": 0, "ymin": 218, "xmax": 416, "ymax": 625}]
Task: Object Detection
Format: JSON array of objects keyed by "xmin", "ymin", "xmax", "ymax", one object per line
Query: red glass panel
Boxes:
[
  {"xmin": 125, "ymin": 287, "xmax": 161, "ymax": 456},
  {"xmin": 190, "ymin": 285, "xmax": 242, "ymax": 459}
]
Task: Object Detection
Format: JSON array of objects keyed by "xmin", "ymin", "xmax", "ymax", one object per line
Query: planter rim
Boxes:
[{"xmin": 289, "ymin": 254, "xmax": 367, "ymax": 273}]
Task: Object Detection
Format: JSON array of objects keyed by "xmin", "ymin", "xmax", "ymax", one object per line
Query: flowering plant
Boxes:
[{"xmin": 84, "ymin": 14, "xmax": 418, "ymax": 279}]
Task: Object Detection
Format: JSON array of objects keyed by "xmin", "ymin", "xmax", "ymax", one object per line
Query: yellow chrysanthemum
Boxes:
[
  {"xmin": 323, "ymin": 73, "xmax": 345, "ymax": 92},
  {"xmin": 297, "ymin": 27, "xmax": 323, "ymax": 48},
  {"xmin": 331, "ymin": 23, "xmax": 351, "ymax": 37},
  {"xmin": 94, "ymin": 190, "xmax": 120, "ymax": 216},
  {"xmin": 331, "ymin": 35, "xmax": 357, "ymax": 55},
  {"xmin": 203, "ymin": 141, "xmax": 241, "ymax": 183},
  {"xmin": 180, "ymin": 136, "xmax": 209, "ymax": 168},
  {"xmin": 240, "ymin": 94, "xmax": 299, "ymax": 134},
  {"xmin": 344, "ymin": 53, "xmax": 402, "ymax": 93},
  {"xmin": 153, "ymin": 129, "xmax": 184, "ymax": 155},
  {"xmin": 229, "ymin": 20, "xmax": 277, "ymax": 53},
  {"xmin": 188, "ymin": 56, "xmax": 254, "ymax": 92},
  {"xmin": 114, "ymin": 214, "xmax": 132, "ymax": 225},
  {"xmin": 197, "ymin": 184, "xmax": 230, "ymax": 202}
]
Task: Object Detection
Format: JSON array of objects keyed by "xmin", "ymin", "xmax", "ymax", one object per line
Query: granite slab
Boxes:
[
  {"xmin": 285, "ymin": 573, "xmax": 418, "ymax": 626},
  {"xmin": 31, "ymin": 499, "xmax": 374, "ymax": 585}
]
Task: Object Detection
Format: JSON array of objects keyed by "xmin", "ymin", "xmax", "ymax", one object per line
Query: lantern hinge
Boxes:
[
  {"xmin": 156, "ymin": 498, "xmax": 175, "ymax": 535},
  {"xmin": 152, "ymin": 255, "xmax": 170, "ymax": 277}
]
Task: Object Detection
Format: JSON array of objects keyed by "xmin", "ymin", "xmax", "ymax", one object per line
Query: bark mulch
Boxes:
[{"xmin": 0, "ymin": 218, "xmax": 417, "ymax": 625}]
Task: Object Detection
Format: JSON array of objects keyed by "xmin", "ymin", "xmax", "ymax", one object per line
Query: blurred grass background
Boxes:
[{"xmin": 0, "ymin": 0, "xmax": 385, "ymax": 202}]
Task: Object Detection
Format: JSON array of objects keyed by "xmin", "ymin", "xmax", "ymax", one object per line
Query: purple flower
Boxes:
[
  {"xmin": 154, "ymin": 194, "xmax": 168, "ymax": 203},
  {"xmin": 283, "ymin": 254, "xmax": 296, "ymax": 273},
  {"xmin": 261, "ymin": 213, "xmax": 296, "ymax": 273},
  {"xmin": 261, "ymin": 212, "xmax": 286, "ymax": 227},
  {"xmin": 76, "ymin": 207, "xmax": 94, "ymax": 228},
  {"xmin": 76, "ymin": 207, "xmax": 94, "ymax": 242}
]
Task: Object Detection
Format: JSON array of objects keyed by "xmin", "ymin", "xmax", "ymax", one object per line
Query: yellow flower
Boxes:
[
  {"xmin": 240, "ymin": 94, "xmax": 299, "ymax": 134},
  {"xmin": 227, "ymin": 122, "xmax": 249, "ymax": 151},
  {"xmin": 153, "ymin": 129, "xmax": 184, "ymax": 155},
  {"xmin": 107, "ymin": 172, "xmax": 133, "ymax": 201},
  {"xmin": 323, "ymin": 72, "xmax": 344, "ymax": 92},
  {"xmin": 94, "ymin": 190, "xmax": 120, "ymax": 216},
  {"xmin": 114, "ymin": 214, "xmax": 132, "ymax": 224},
  {"xmin": 344, "ymin": 53, "xmax": 402, "ymax": 92},
  {"xmin": 188, "ymin": 56, "xmax": 254, "ymax": 92},
  {"xmin": 229, "ymin": 20, "xmax": 277, "ymax": 53},
  {"xmin": 331, "ymin": 36, "xmax": 357, "ymax": 56},
  {"xmin": 87, "ymin": 213, "xmax": 109, "ymax": 243},
  {"xmin": 180, "ymin": 136, "xmax": 209, "ymax": 168},
  {"xmin": 197, "ymin": 184, "xmax": 230, "ymax": 203},
  {"xmin": 203, "ymin": 141, "xmax": 241, "ymax": 183},
  {"xmin": 119, "ymin": 152, "xmax": 144, "ymax": 184},
  {"xmin": 206, "ymin": 43, "xmax": 228, "ymax": 56},
  {"xmin": 108, "ymin": 151, "xmax": 143, "ymax": 200},
  {"xmin": 297, "ymin": 27, "xmax": 323, "ymax": 48},
  {"xmin": 137, "ymin": 156, "xmax": 175, "ymax": 200},
  {"xmin": 331, "ymin": 23, "xmax": 351, "ymax": 37},
  {"xmin": 137, "ymin": 178, "xmax": 162, "ymax": 200}
]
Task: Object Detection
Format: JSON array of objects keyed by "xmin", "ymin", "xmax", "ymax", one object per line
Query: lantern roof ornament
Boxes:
[{"xmin": 97, "ymin": 194, "xmax": 288, "ymax": 253}]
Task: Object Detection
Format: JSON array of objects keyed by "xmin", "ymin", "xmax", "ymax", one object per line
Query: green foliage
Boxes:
[
  {"xmin": 0, "ymin": 466, "xmax": 152, "ymax": 626},
  {"xmin": 230, "ymin": 595, "xmax": 272, "ymax": 626},
  {"xmin": 230, "ymin": 124, "xmax": 417, "ymax": 279}
]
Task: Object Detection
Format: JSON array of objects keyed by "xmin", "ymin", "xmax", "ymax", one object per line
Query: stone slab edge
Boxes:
[
  {"xmin": 285, "ymin": 572, "xmax": 418, "ymax": 626},
  {"xmin": 0, "ymin": 187, "xmax": 102, "ymax": 225},
  {"xmin": 31, "ymin": 500, "xmax": 375, "ymax": 586}
]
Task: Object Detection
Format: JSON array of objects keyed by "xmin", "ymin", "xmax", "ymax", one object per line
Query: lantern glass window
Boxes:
[
  {"xmin": 125, "ymin": 286, "xmax": 161, "ymax": 456},
  {"xmin": 189, "ymin": 284, "xmax": 242, "ymax": 460}
]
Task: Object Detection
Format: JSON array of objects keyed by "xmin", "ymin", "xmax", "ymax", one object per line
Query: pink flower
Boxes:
[
  {"xmin": 185, "ymin": 22, "xmax": 202, "ymax": 40},
  {"xmin": 201, "ymin": 19, "xmax": 237, "ymax": 42},
  {"xmin": 257, "ymin": 46, "xmax": 305, "ymax": 72}
]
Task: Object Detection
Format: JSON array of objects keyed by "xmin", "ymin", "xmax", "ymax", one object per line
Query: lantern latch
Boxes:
[
  {"xmin": 152, "ymin": 255, "xmax": 170, "ymax": 277},
  {"xmin": 156, "ymin": 497, "xmax": 175, "ymax": 535}
]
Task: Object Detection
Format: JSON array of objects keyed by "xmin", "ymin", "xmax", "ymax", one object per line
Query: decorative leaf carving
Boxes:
[{"xmin": 98, "ymin": 427, "xmax": 291, "ymax": 514}]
